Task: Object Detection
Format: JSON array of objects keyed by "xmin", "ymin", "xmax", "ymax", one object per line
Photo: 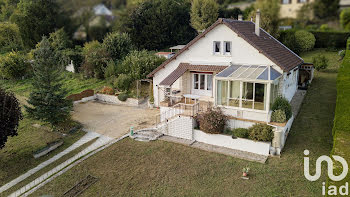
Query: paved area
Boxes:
[
  {"xmin": 290, "ymin": 90, "xmax": 307, "ymax": 117},
  {"xmin": 0, "ymin": 131, "xmax": 101, "ymax": 194},
  {"xmin": 159, "ymin": 136, "xmax": 268, "ymax": 163},
  {"xmin": 72, "ymin": 101, "xmax": 160, "ymax": 138}
]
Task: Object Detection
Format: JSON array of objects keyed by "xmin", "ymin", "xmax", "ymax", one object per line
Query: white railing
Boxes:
[{"xmin": 156, "ymin": 102, "xmax": 200, "ymax": 126}]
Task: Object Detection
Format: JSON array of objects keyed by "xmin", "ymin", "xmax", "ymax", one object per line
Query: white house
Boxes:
[{"xmin": 147, "ymin": 12, "xmax": 311, "ymax": 157}]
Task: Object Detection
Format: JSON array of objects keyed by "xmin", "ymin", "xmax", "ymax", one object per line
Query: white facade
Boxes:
[{"xmin": 153, "ymin": 24, "xmax": 299, "ymax": 122}]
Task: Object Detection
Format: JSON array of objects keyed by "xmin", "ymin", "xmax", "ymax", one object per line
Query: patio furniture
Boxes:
[{"xmin": 183, "ymin": 94, "xmax": 200, "ymax": 104}]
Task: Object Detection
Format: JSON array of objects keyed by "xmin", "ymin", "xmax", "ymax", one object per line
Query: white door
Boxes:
[{"xmin": 192, "ymin": 73, "xmax": 213, "ymax": 97}]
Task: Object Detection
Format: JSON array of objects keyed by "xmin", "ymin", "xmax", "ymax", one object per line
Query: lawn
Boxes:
[
  {"xmin": 0, "ymin": 71, "xmax": 108, "ymax": 98},
  {"xmin": 31, "ymin": 50, "xmax": 339, "ymax": 196}
]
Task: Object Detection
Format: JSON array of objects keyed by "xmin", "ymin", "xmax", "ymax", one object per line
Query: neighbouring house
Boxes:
[
  {"xmin": 93, "ymin": 4, "xmax": 113, "ymax": 16},
  {"xmin": 155, "ymin": 52, "xmax": 174, "ymax": 59},
  {"xmin": 280, "ymin": 0, "xmax": 314, "ymax": 19},
  {"xmin": 340, "ymin": 0, "xmax": 350, "ymax": 9},
  {"xmin": 147, "ymin": 11, "xmax": 313, "ymax": 157}
]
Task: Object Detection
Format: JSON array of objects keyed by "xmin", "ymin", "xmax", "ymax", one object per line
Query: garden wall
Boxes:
[
  {"xmin": 96, "ymin": 94, "xmax": 140, "ymax": 106},
  {"xmin": 193, "ymin": 129, "xmax": 271, "ymax": 156}
]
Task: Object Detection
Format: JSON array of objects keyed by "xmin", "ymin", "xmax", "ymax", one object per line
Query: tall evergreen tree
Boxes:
[{"xmin": 25, "ymin": 37, "xmax": 72, "ymax": 128}]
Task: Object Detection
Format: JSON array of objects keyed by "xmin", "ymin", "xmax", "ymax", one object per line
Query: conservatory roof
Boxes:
[{"xmin": 216, "ymin": 64, "xmax": 281, "ymax": 81}]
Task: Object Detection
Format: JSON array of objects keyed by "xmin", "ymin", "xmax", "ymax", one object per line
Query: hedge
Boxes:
[
  {"xmin": 279, "ymin": 30, "xmax": 350, "ymax": 50},
  {"xmin": 308, "ymin": 31, "xmax": 350, "ymax": 49},
  {"xmin": 327, "ymin": 38, "xmax": 350, "ymax": 190}
]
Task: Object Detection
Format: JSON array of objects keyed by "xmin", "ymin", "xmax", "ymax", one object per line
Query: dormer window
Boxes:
[
  {"xmin": 214, "ymin": 41, "xmax": 221, "ymax": 54},
  {"xmin": 224, "ymin": 41, "xmax": 231, "ymax": 55}
]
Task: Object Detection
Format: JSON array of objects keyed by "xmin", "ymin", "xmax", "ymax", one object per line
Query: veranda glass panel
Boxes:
[
  {"xmin": 242, "ymin": 82, "xmax": 254, "ymax": 109},
  {"xmin": 217, "ymin": 80, "xmax": 228, "ymax": 106},
  {"xmin": 254, "ymin": 83, "xmax": 266, "ymax": 110},
  {"xmin": 229, "ymin": 81, "xmax": 240, "ymax": 107}
]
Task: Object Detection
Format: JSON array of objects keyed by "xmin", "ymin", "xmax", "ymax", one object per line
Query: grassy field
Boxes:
[
  {"xmin": 31, "ymin": 50, "xmax": 339, "ymax": 196},
  {"xmin": 0, "ymin": 72, "xmax": 107, "ymax": 98}
]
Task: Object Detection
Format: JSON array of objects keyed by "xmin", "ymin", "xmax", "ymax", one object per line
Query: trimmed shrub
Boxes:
[
  {"xmin": 196, "ymin": 108, "xmax": 228, "ymax": 134},
  {"xmin": 295, "ymin": 30, "xmax": 315, "ymax": 53},
  {"xmin": 271, "ymin": 97, "xmax": 292, "ymax": 121},
  {"xmin": 101, "ymin": 86, "xmax": 115, "ymax": 95},
  {"xmin": 271, "ymin": 109, "xmax": 287, "ymax": 123},
  {"xmin": 0, "ymin": 51, "xmax": 30, "ymax": 79},
  {"xmin": 248, "ymin": 123, "xmax": 274, "ymax": 142},
  {"xmin": 312, "ymin": 55, "xmax": 329, "ymax": 71},
  {"xmin": 115, "ymin": 74, "xmax": 132, "ymax": 91},
  {"xmin": 232, "ymin": 128, "xmax": 249, "ymax": 138},
  {"xmin": 118, "ymin": 93, "xmax": 129, "ymax": 102},
  {"xmin": 279, "ymin": 29, "xmax": 300, "ymax": 54}
]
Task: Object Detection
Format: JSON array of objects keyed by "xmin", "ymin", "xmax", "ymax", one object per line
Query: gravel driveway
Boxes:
[{"xmin": 72, "ymin": 101, "xmax": 160, "ymax": 138}]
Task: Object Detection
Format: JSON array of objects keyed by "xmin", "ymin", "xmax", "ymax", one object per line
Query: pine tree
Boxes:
[{"xmin": 25, "ymin": 37, "xmax": 72, "ymax": 128}]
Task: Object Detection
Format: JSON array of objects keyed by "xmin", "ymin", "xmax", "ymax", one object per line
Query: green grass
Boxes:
[
  {"xmin": 31, "ymin": 50, "xmax": 339, "ymax": 196},
  {"xmin": 0, "ymin": 71, "xmax": 107, "ymax": 98},
  {"xmin": 300, "ymin": 48, "xmax": 341, "ymax": 73},
  {"xmin": 1, "ymin": 137, "xmax": 97, "ymax": 197},
  {"xmin": 328, "ymin": 45, "xmax": 350, "ymax": 190}
]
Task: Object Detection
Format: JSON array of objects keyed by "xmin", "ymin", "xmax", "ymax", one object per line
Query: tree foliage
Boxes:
[
  {"xmin": 0, "ymin": 22, "xmax": 22, "ymax": 53},
  {"xmin": 0, "ymin": 51, "xmax": 29, "ymax": 79},
  {"xmin": 190, "ymin": 0, "xmax": 219, "ymax": 32},
  {"xmin": 0, "ymin": 88, "xmax": 23, "ymax": 149},
  {"xmin": 126, "ymin": 0, "xmax": 196, "ymax": 50},
  {"xmin": 10, "ymin": 0, "xmax": 66, "ymax": 47},
  {"xmin": 340, "ymin": 8, "xmax": 350, "ymax": 31},
  {"xmin": 102, "ymin": 32, "xmax": 134, "ymax": 60},
  {"xmin": 248, "ymin": 0, "xmax": 280, "ymax": 38},
  {"xmin": 313, "ymin": 0, "xmax": 339, "ymax": 20},
  {"xmin": 0, "ymin": 0, "xmax": 19, "ymax": 21},
  {"xmin": 25, "ymin": 37, "xmax": 72, "ymax": 127},
  {"xmin": 81, "ymin": 41, "xmax": 110, "ymax": 79},
  {"xmin": 118, "ymin": 50, "xmax": 165, "ymax": 80}
]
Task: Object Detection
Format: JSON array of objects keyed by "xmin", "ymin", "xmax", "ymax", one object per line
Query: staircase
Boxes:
[{"xmin": 130, "ymin": 129, "xmax": 163, "ymax": 142}]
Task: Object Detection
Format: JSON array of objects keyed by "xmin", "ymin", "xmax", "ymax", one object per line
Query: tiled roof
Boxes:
[
  {"xmin": 147, "ymin": 18, "xmax": 303, "ymax": 78},
  {"xmin": 159, "ymin": 63, "xmax": 227, "ymax": 86}
]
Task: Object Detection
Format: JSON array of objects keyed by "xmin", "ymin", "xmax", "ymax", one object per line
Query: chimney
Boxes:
[
  {"xmin": 255, "ymin": 9, "xmax": 260, "ymax": 36},
  {"xmin": 238, "ymin": 14, "xmax": 243, "ymax": 21}
]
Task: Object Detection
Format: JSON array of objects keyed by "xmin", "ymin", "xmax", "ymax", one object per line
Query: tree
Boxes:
[
  {"xmin": 10, "ymin": 0, "xmax": 65, "ymax": 47},
  {"xmin": 81, "ymin": 41, "xmax": 110, "ymax": 79},
  {"xmin": 248, "ymin": 0, "xmax": 280, "ymax": 38},
  {"xmin": 0, "ymin": 51, "xmax": 29, "ymax": 79},
  {"xmin": 126, "ymin": 0, "xmax": 196, "ymax": 50},
  {"xmin": 0, "ymin": 88, "xmax": 23, "ymax": 149},
  {"xmin": 25, "ymin": 37, "xmax": 72, "ymax": 127},
  {"xmin": 313, "ymin": 0, "xmax": 339, "ymax": 20},
  {"xmin": 0, "ymin": 0, "xmax": 19, "ymax": 21},
  {"xmin": 48, "ymin": 28, "xmax": 72, "ymax": 51},
  {"xmin": 296, "ymin": 3, "xmax": 314, "ymax": 28},
  {"xmin": 102, "ymin": 32, "xmax": 134, "ymax": 60},
  {"xmin": 190, "ymin": 0, "xmax": 219, "ymax": 32},
  {"xmin": 118, "ymin": 50, "xmax": 165, "ymax": 80},
  {"xmin": 0, "ymin": 22, "xmax": 23, "ymax": 53},
  {"xmin": 340, "ymin": 8, "xmax": 350, "ymax": 31},
  {"xmin": 219, "ymin": 7, "xmax": 243, "ymax": 19}
]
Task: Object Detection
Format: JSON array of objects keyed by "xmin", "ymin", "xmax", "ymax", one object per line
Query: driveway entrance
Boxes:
[{"xmin": 72, "ymin": 101, "xmax": 159, "ymax": 138}]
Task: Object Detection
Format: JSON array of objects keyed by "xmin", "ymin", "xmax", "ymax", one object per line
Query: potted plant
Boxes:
[{"xmin": 242, "ymin": 167, "xmax": 250, "ymax": 177}]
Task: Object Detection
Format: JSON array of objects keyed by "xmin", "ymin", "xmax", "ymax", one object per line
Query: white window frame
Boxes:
[
  {"xmin": 213, "ymin": 41, "xmax": 221, "ymax": 55},
  {"xmin": 193, "ymin": 73, "xmax": 213, "ymax": 91},
  {"xmin": 224, "ymin": 41, "xmax": 232, "ymax": 56}
]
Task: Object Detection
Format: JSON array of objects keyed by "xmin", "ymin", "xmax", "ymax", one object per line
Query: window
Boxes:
[
  {"xmin": 224, "ymin": 41, "xmax": 231, "ymax": 55},
  {"xmin": 298, "ymin": 0, "xmax": 307, "ymax": 3},
  {"xmin": 200, "ymin": 74, "xmax": 205, "ymax": 90},
  {"xmin": 194, "ymin": 74, "xmax": 199, "ymax": 89},
  {"xmin": 207, "ymin": 75, "xmax": 213, "ymax": 90},
  {"xmin": 214, "ymin": 41, "xmax": 221, "ymax": 54},
  {"xmin": 229, "ymin": 81, "xmax": 240, "ymax": 107},
  {"xmin": 281, "ymin": 0, "xmax": 291, "ymax": 4}
]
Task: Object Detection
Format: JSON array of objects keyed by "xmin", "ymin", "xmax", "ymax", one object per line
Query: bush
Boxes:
[
  {"xmin": 271, "ymin": 109, "xmax": 287, "ymax": 123},
  {"xmin": 115, "ymin": 74, "xmax": 133, "ymax": 91},
  {"xmin": 102, "ymin": 32, "xmax": 134, "ymax": 60},
  {"xmin": 118, "ymin": 93, "xmax": 129, "ymax": 102},
  {"xmin": 271, "ymin": 97, "xmax": 292, "ymax": 121},
  {"xmin": 312, "ymin": 55, "xmax": 329, "ymax": 71},
  {"xmin": 279, "ymin": 29, "xmax": 300, "ymax": 54},
  {"xmin": 197, "ymin": 108, "xmax": 228, "ymax": 134},
  {"xmin": 295, "ymin": 30, "xmax": 315, "ymax": 53},
  {"xmin": 0, "ymin": 22, "xmax": 23, "ymax": 53},
  {"xmin": 104, "ymin": 60, "xmax": 118, "ymax": 79},
  {"xmin": 232, "ymin": 128, "xmax": 249, "ymax": 138},
  {"xmin": 248, "ymin": 123, "xmax": 274, "ymax": 142},
  {"xmin": 101, "ymin": 86, "xmax": 115, "ymax": 95},
  {"xmin": 339, "ymin": 50, "xmax": 346, "ymax": 60},
  {"xmin": 0, "ymin": 51, "xmax": 30, "ymax": 79},
  {"xmin": 81, "ymin": 41, "xmax": 110, "ymax": 79}
]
